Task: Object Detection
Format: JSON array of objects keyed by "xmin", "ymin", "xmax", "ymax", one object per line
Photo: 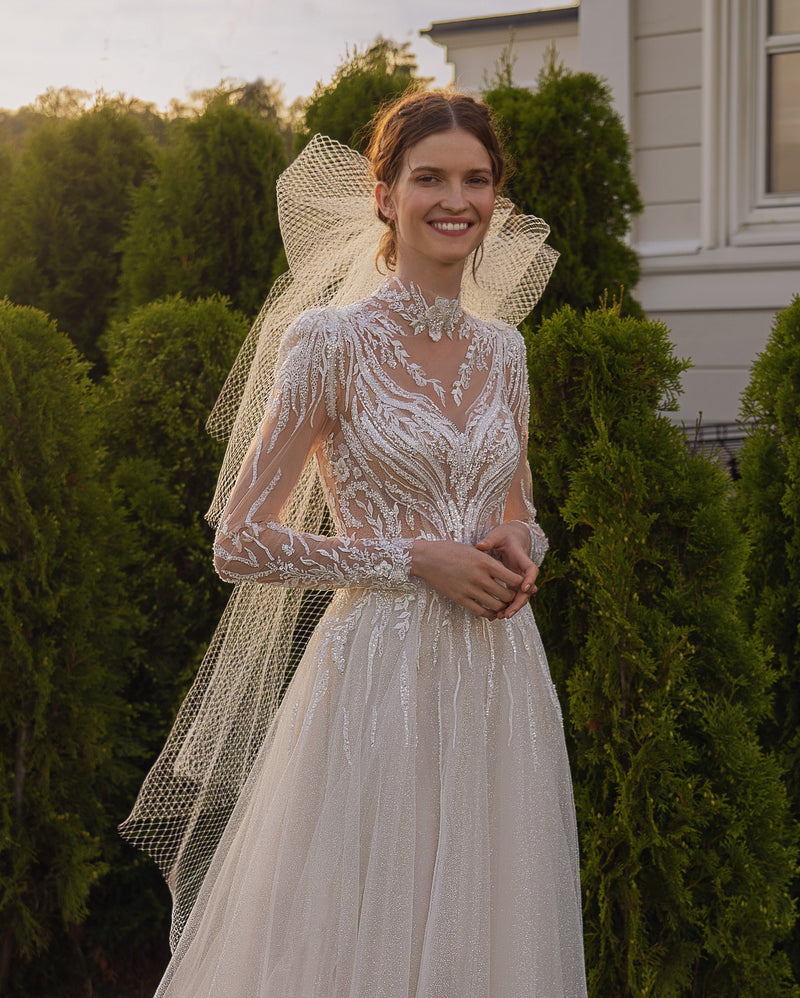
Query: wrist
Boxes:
[{"xmin": 409, "ymin": 538, "xmax": 434, "ymax": 580}]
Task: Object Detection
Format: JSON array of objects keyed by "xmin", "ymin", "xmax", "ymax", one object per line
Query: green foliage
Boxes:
[
  {"xmin": 735, "ymin": 295, "xmax": 800, "ymax": 980},
  {"xmin": 0, "ymin": 89, "xmax": 95, "ymax": 152},
  {"xmin": 40, "ymin": 295, "xmax": 249, "ymax": 997},
  {"xmin": 295, "ymin": 38, "xmax": 424, "ymax": 153},
  {"xmin": 484, "ymin": 53, "xmax": 643, "ymax": 324},
  {"xmin": 527, "ymin": 305, "xmax": 798, "ymax": 995},
  {"xmin": 117, "ymin": 98, "xmax": 286, "ymax": 320},
  {"xmin": 99, "ymin": 295, "xmax": 248, "ymax": 751},
  {"xmin": 190, "ymin": 78, "xmax": 296, "ymax": 161},
  {"xmin": 0, "ymin": 106, "xmax": 154, "ymax": 370},
  {"xmin": 0, "ymin": 302, "xmax": 136, "ymax": 992}
]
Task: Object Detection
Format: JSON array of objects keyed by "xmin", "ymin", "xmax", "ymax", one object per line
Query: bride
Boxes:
[{"xmin": 123, "ymin": 89, "xmax": 588, "ymax": 997}]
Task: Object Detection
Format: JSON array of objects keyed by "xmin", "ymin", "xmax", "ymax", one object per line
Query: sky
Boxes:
[{"xmin": 0, "ymin": 0, "xmax": 558, "ymax": 113}]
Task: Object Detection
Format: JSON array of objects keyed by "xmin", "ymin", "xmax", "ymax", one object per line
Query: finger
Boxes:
[
  {"xmin": 478, "ymin": 576, "xmax": 518, "ymax": 603},
  {"xmin": 479, "ymin": 559, "xmax": 524, "ymax": 590},
  {"xmin": 501, "ymin": 590, "xmax": 531, "ymax": 618},
  {"xmin": 472, "ymin": 588, "xmax": 512, "ymax": 612},
  {"xmin": 476, "ymin": 526, "xmax": 504, "ymax": 545},
  {"xmin": 466, "ymin": 598, "xmax": 497, "ymax": 619},
  {"xmin": 519, "ymin": 565, "xmax": 540, "ymax": 594},
  {"xmin": 484, "ymin": 586, "xmax": 515, "ymax": 608}
]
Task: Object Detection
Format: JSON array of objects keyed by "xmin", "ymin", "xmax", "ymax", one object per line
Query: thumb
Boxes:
[{"xmin": 476, "ymin": 528, "xmax": 502, "ymax": 550}]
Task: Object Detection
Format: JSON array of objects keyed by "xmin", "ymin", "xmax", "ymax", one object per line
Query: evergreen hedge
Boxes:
[
  {"xmin": 100, "ymin": 294, "xmax": 249, "ymax": 757},
  {"xmin": 0, "ymin": 302, "xmax": 137, "ymax": 993},
  {"xmin": 527, "ymin": 304, "xmax": 798, "ymax": 996},
  {"xmin": 735, "ymin": 295, "xmax": 800, "ymax": 983},
  {"xmin": 485, "ymin": 57, "xmax": 643, "ymax": 325},
  {"xmin": 47, "ymin": 294, "xmax": 253, "ymax": 997}
]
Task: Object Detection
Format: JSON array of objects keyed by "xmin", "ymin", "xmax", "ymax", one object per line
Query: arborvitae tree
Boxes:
[
  {"xmin": 0, "ymin": 145, "xmax": 12, "ymax": 216},
  {"xmin": 0, "ymin": 302, "xmax": 136, "ymax": 994},
  {"xmin": 53, "ymin": 296, "xmax": 249, "ymax": 996},
  {"xmin": 99, "ymin": 295, "xmax": 248, "ymax": 753},
  {"xmin": 735, "ymin": 295, "xmax": 800, "ymax": 981},
  {"xmin": 484, "ymin": 54, "xmax": 643, "ymax": 324},
  {"xmin": 527, "ymin": 304, "xmax": 797, "ymax": 995},
  {"xmin": 187, "ymin": 78, "xmax": 296, "ymax": 161},
  {"xmin": 0, "ymin": 89, "xmax": 94, "ymax": 152},
  {"xmin": 295, "ymin": 38, "xmax": 424, "ymax": 153},
  {"xmin": 0, "ymin": 106, "xmax": 154, "ymax": 369},
  {"xmin": 116, "ymin": 98, "xmax": 286, "ymax": 319}
]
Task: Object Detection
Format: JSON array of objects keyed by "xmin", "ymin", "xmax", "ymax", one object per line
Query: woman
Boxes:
[{"xmin": 124, "ymin": 90, "xmax": 587, "ymax": 997}]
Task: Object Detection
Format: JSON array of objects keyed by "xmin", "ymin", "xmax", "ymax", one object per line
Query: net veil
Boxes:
[{"xmin": 119, "ymin": 134, "xmax": 559, "ymax": 949}]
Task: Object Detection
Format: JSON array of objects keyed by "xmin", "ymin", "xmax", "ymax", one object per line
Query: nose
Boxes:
[{"xmin": 438, "ymin": 182, "xmax": 468, "ymax": 212}]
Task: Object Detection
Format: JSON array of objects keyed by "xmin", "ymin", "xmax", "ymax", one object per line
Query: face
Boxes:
[{"xmin": 375, "ymin": 127, "xmax": 496, "ymax": 279}]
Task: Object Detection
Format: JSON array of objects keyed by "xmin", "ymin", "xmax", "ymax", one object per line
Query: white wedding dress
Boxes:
[{"xmin": 150, "ymin": 280, "xmax": 587, "ymax": 997}]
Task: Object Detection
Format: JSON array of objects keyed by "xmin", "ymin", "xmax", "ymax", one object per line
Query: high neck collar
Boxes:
[{"xmin": 377, "ymin": 278, "xmax": 464, "ymax": 342}]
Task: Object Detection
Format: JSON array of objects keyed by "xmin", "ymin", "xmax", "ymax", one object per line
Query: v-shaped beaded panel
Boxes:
[{"xmin": 320, "ymin": 283, "xmax": 522, "ymax": 546}]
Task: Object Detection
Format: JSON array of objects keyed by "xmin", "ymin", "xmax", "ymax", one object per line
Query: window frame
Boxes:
[{"xmin": 727, "ymin": 0, "xmax": 800, "ymax": 245}]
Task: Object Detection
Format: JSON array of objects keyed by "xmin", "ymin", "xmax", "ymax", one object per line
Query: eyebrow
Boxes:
[{"xmin": 408, "ymin": 165, "xmax": 493, "ymax": 175}]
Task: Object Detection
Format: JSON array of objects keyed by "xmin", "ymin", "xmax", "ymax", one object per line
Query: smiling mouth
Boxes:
[{"xmin": 429, "ymin": 221, "xmax": 471, "ymax": 233}]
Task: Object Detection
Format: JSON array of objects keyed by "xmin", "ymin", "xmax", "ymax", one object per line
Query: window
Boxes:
[
  {"xmin": 766, "ymin": 0, "xmax": 800, "ymax": 194},
  {"xmin": 726, "ymin": 0, "xmax": 800, "ymax": 244}
]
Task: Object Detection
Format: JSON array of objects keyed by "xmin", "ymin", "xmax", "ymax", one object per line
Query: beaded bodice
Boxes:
[{"xmin": 213, "ymin": 282, "xmax": 547, "ymax": 588}]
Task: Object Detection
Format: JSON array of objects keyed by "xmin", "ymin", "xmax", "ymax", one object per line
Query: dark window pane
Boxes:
[{"xmin": 768, "ymin": 51, "xmax": 800, "ymax": 193}]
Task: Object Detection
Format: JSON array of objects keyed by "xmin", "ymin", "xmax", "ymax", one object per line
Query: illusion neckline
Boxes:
[{"xmin": 375, "ymin": 278, "xmax": 464, "ymax": 342}]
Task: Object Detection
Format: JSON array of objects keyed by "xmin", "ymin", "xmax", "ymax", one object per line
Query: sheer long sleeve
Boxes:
[
  {"xmin": 502, "ymin": 329, "xmax": 549, "ymax": 566},
  {"xmin": 213, "ymin": 312, "xmax": 413, "ymax": 589}
]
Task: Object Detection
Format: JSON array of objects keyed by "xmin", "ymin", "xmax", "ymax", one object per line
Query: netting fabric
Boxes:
[{"xmin": 119, "ymin": 133, "xmax": 559, "ymax": 949}]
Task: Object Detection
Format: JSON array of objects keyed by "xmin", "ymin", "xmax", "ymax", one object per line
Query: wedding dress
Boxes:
[{"xmin": 144, "ymin": 277, "xmax": 587, "ymax": 997}]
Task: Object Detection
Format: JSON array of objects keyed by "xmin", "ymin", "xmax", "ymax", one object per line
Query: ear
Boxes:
[{"xmin": 375, "ymin": 182, "xmax": 396, "ymax": 220}]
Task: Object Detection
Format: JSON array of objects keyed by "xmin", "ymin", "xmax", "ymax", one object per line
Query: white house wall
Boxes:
[
  {"xmin": 587, "ymin": 0, "xmax": 798, "ymax": 426},
  {"xmin": 429, "ymin": 21, "xmax": 580, "ymax": 93},
  {"xmin": 629, "ymin": 6, "xmax": 703, "ymax": 252}
]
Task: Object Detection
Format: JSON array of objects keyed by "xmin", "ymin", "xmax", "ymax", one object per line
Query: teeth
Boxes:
[{"xmin": 432, "ymin": 222, "xmax": 469, "ymax": 232}]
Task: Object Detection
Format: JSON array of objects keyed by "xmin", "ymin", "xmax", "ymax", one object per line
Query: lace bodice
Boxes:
[{"xmin": 213, "ymin": 281, "xmax": 548, "ymax": 588}]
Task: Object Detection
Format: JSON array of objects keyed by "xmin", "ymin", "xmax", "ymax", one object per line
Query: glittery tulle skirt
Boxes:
[{"xmin": 153, "ymin": 584, "xmax": 587, "ymax": 997}]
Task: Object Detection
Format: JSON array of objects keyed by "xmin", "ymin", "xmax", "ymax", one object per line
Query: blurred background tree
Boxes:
[
  {"xmin": 0, "ymin": 105, "xmax": 154, "ymax": 371},
  {"xmin": 735, "ymin": 295, "xmax": 800, "ymax": 984},
  {"xmin": 295, "ymin": 38, "xmax": 424, "ymax": 153},
  {"xmin": 116, "ymin": 97, "xmax": 286, "ymax": 321},
  {"xmin": 485, "ymin": 51, "xmax": 643, "ymax": 324},
  {"xmin": 526, "ymin": 303, "xmax": 797, "ymax": 995},
  {"xmin": 0, "ymin": 303, "xmax": 138, "ymax": 995}
]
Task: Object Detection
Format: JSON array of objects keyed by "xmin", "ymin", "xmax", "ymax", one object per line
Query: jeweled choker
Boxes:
[{"xmin": 380, "ymin": 279, "xmax": 464, "ymax": 342}]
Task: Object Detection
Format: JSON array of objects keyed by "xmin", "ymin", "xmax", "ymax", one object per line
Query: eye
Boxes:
[
  {"xmin": 468, "ymin": 175, "xmax": 492, "ymax": 186},
  {"xmin": 415, "ymin": 174, "xmax": 439, "ymax": 185}
]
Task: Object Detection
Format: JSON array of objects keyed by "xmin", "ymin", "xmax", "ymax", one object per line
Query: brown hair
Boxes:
[{"xmin": 365, "ymin": 90, "xmax": 506, "ymax": 273}]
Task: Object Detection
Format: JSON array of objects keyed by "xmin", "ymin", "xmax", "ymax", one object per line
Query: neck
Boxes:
[
  {"xmin": 379, "ymin": 275, "xmax": 464, "ymax": 342},
  {"xmin": 393, "ymin": 262, "xmax": 465, "ymax": 302}
]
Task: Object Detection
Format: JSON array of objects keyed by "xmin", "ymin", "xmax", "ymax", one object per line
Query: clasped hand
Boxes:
[{"xmin": 410, "ymin": 522, "xmax": 539, "ymax": 620}]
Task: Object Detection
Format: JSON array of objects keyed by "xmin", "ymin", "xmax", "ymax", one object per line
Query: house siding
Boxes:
[{"xmin": 421, "ymin": 14, "xmax": 579, "ymax": 94}]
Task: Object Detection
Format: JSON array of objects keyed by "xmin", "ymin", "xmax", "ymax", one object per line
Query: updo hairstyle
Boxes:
[{"xmin": 365, "ymin": 90, "xmax": 506, "ymax": 273}]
